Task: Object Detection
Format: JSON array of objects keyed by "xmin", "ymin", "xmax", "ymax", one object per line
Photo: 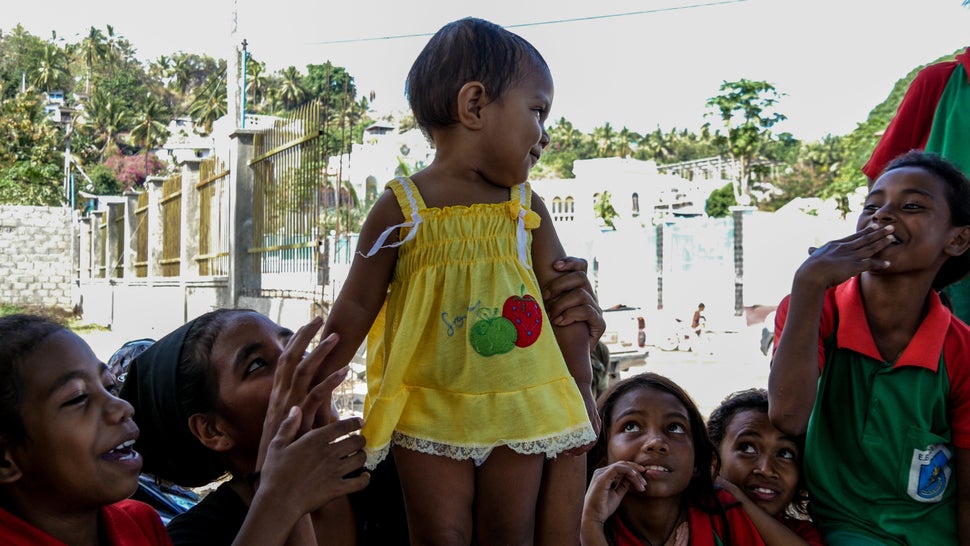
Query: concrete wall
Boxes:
[{"xmin": 0, "ymin": 206, "xmax": 73, "ymax": 310}]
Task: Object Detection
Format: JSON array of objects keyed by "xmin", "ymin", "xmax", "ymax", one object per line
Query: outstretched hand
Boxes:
[
  {"xmin": 257, "ymin": 316, "xmax": 347, "ymax": 470},
  {"xmin": 797, "ymin": 225, "xmax": 894, "ymax": 290},
  {"xmin": 260, "ymin": 408, "xmax": 370, "ymax": 511}
]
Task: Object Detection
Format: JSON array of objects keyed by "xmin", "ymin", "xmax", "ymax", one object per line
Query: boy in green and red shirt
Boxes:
[{"xmin": 770, "ymin": 151, "xmax": 970, "ymax": 545}]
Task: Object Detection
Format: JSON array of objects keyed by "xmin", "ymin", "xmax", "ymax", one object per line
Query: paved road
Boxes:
[{"xmin": 619, "ymin": 324, "xmax": 772, "ymax": 420}]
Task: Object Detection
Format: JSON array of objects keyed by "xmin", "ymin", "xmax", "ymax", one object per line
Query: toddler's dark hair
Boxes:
[
  {"xmin": 707, "ymin": 388, "xmax": 809, "ymax": 517},
  {"xmin": 881, "ymin": 150, "xmax": 970, "ymax": 289},
  {"xmin": 590, "ymin": 372, "xmax": 728, "ymax": 540},
  {"xmin": 0, "ymin": 314, "xmax": 67, "ymax": 445},
  {"xmin": 406, "ymin": 17, "xmax": 548, "ymax": 135}
]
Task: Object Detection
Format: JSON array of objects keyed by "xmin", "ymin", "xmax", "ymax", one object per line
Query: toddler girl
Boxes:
[
  {"xmin": 707, "ymin": 388, "xmax": 823, "ymax": 545},
  {"xmin": 0, "ymin": 314, "xmax": 171, "ymax": 546},
  {"xmin": 317, "ymin": 17, "xmax": 598, "ymax": 544},
  {"xmin": 582, "ymin": 373, "xmax": 765, "ymax": 546}
]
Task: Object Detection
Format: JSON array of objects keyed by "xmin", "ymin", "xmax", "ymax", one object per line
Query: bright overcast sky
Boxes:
[{"xmin": 6, "ymin": 0, "xmax": 970, "ymax": 141}]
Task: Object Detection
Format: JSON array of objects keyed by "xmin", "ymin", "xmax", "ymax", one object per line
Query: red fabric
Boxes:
[
  {"xmin": 862, "ymin": 48, "xmax": 970, "ymax": 180},
  {"xmin": 610, "ymin": 490, "xmax": 766, "ymax": 545},
  {"xmin": 0, "ymin": 500, "xmax": 172, "ymax": 546},
  {"xmin": 781, "ymin": 515, "xmax": 825, "ymax": 546}
]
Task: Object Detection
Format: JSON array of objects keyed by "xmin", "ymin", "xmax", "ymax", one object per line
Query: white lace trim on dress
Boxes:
[{"xmin": 365, "ymin": 424, "xmax": 595, "ymax": 469}]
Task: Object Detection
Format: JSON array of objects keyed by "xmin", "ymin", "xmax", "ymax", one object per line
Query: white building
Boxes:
[{"xmin": 333, "ymin": 120, "xmax": 435, "ymax": 204}]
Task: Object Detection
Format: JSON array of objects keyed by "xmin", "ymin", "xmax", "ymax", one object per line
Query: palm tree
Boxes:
[
  {"xmin": 129, "ymin": 98, "xmax": 171, "ymax": 152},
  {"xmin": 246, "ymin": 60, "xmax": 268, "ymax": 111},
  {"xmin": 171, "ymin": 53, "xmax": 193, "ymax": 96},
  {"xmin": 82, "ymin": 89, "xmax": 129, "ymax": 160},
  {"xmin": 33, "ymin": 43, "xmax": 70, "ymax": 94},
  {"xmin": 277, "ymin": 66, "xmax": 307, "ymax": 110},
  {"xmin": 615, "ymin": 126, "xmax": 639, "ymax": 158},
  {"xmin": 592, "ymin": 122, "xmax": 616, "ymax": 157},
  {"xmin": 149, "ymin": 55, "xmax": 172, "ymax": 84},
  {"xmin": 189, "ymin": 70, "xmax": 227, "ymax": 135},
  {"xmin": 78, "ymin": 27, "xmax": 108, "ymax": 94}
]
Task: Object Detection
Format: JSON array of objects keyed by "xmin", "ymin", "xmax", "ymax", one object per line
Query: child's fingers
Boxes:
[
  {"xmin": 300, "ymin": 366, "xmax": 349, "ymax": 432},
  {"xmin": 269, "ymin": 406, "xmax": 301, "ymax": 449},
  {"xmin": 277, "ymin": 317, "xmax": 324, "ymax": 391},
  {"xmin": 315, "ymin": 416, "xmax": 365, "ymax": 445},
  {"xmin": 288, "ymin": 332, "xmax": 338, "ymax": 404}
]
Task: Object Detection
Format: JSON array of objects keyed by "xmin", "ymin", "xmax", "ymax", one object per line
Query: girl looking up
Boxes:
[
  {"xmin": 582, "ymin": 373, "xmax": 765, "ymax": 546},
  {"xmin": 769, "ymin": 150, "xmax": 970, "ymax": 543},
  {"xmin": 317, "ymin": 17, "xmax": 598, "ymax": 545},
  {"xmin": 707, "ymin": 388, "xmax": 823, "ymax": 545},
  {"xmin": 0, "ymin": 314, "xmax": 171, "ymax": 546}
]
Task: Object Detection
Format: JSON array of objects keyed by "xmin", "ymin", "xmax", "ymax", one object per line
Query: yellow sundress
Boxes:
[{"xmin": 359, "ymin": 177, "xmax": 596, "ymax": 469}]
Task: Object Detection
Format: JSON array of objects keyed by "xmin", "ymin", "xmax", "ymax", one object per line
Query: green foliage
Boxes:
[
  {"xmin": 706, "ymin": 79, "xmax": 787, "ymax": 205},
  {"xmin": 594, "ymin": 191, "xmax": 619, "ymax": 230},
  {"xmin": 763, "ymin": 135, "xmax": 845, "ymax": 211},
  {"xmin": 832, "ymin": 50, "xmax": 963, "ymax": 195},
  {"xmin": 0, "ymin": 26, "xmax": 48, "ymax": 100},
  {"xmin": 188, "ymin": 67, "xmax": 227, "ymax": 135},
  {"xmin": 705, "ymin": 183, "xmax": 737, "ymax": 218},
  {"xmin": 0, "ymin": 91, "xmax": 64, "ymax": 205},
  {"xmin": 85, "ymin": 163, "xmax": 121, "ymax": 194}
]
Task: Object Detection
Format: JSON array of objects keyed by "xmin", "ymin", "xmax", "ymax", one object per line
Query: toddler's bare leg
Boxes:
[
  {"xmin": 475, "ymin": 446, "xmax": 544, "ymax": 546},
  {"xmin": 392, "ymin": 445, "xmax": 475, "ymax": 546},
  {"xmin": 535, "ymin": 454, "xmax": 586, "ymax": 546}
]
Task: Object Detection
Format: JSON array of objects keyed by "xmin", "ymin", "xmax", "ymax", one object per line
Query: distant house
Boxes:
[
  {"xmin": 43, "ymin": 90, "xmax": 74, "ymax": 125},
  {"xmin": 334, "ymin": 120, "xmax": 435, "ymax": 206}
]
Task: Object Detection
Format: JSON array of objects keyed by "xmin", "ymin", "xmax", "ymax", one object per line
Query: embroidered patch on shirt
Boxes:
[{"xmin": 907, "ymin": 443, "xmax": 951, "ymax": 503}]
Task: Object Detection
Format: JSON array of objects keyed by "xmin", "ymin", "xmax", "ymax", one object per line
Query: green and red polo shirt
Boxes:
[{"xmin": 775, "ymin": 276, "xmax": 970, "ymax": 544}]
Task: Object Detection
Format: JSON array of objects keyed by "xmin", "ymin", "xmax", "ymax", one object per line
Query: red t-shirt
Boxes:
[
  {"xmin": 0, "ymin": 499, "xmax": 172, "ymax": 546},
  {"xmin": 610, "ymin": 490, "xmax": 766, "ymax": 546}
]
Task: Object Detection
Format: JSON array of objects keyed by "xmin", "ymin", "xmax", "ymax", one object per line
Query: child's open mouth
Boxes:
[{"xmin": 103, "ymin": 439, "xmax": 139, "ymax": 462}]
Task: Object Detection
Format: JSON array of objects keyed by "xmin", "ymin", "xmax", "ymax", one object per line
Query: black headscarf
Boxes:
[{"xmin": 120, "ymin": 317, "xmax": 228, "ymax": 487}]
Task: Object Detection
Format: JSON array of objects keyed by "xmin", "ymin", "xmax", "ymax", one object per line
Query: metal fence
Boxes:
[
  {"xmin": 160, "ymin": 173, "xmax": 182, "ymax": 277},
  {"xmin": 134, "ymin": 191, "xmax": 149, "ymax": 277},
  {"xmin": 250, "ymin": 102, "xmax": 326, "ymax": 275},
  {"xmin": 94, "ymin": 212, "xmax": 106, "ymax": 278},
  {"xmin": 112, "ymin": 207, "xmax": 124, "ymax": 277},
  {"xmin": 197, "ymin": 157, "xmax": 231, "ymax": 276}
]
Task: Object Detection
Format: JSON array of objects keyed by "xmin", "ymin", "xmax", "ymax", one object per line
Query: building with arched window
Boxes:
[{"xmin": 531, "ymin": 157, "xmax": 713, "ymax": 231}]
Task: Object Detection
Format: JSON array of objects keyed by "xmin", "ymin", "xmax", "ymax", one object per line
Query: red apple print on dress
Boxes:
[{"xmin": 502, "ymin": 285, "xmax": 542, "ymax": 348}]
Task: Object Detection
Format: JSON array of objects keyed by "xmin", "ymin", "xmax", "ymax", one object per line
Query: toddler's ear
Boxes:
[
  {"xmin": 456, "ymin": 81, "xmax": 487, "ymax": 129},
  {"xmin": 946, "ymin": 226, "xmax": 970, "ymax": 257},
  {"xmin": 188, "ymin": 413, "xmax": 235, "ymax": 453},
  {"xmin": 0, "ymin": 437, "xmax": 23, "ymax": 484}
]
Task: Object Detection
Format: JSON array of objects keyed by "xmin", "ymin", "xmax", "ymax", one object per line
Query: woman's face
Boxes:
[
  {"xmin": 206, "ymin": 312, "xmax": 293, "ymax": 459},
  {"xmin": 717, "ymin": 409, "xmax": 800, "ymax": 517}
]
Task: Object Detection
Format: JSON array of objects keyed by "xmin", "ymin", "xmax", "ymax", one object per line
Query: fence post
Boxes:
[
  {"xmin": 730, "ymin": 205, "xmax": 756, "ymax": 317},
  {"xmin": 655, "ymin": 221, "xmax": 665, "ymax": 311},
  {"xmin": 105, "ymin": 203, "xmax": 123, "ymax": 279},
  {"xmin": 228, "ymin": 128, "xmax": 259, "ymax": 307},
  {"xmin": 123, "ymin": 190, "xmax": 141, "ymax": 279},
  {"xmin": 92, "ymin": 210, "xmax": 105, "ymax": 278},
  {"xmin": 179, "ymin": 159, "xmax": 202, "ymax": 280},
  {"xmin": 78, "ymin": 216, "xmax": 92, "ymax": 281},
  {"xmin": 145, "ymin": 177, "xmax": 166, "ymax": 278}
]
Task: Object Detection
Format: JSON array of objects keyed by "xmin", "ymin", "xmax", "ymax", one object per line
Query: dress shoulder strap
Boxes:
[
  {"xmin": 388, "ymin": 176, "xmax": 427, "ymax": 216},
  {"xmin": 358, "ymin": 177, "xmax": 424, "ymax": 258},
  {"xmin": 511, "ymin": 182, "xmax": 536, "ymax": 269}
]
